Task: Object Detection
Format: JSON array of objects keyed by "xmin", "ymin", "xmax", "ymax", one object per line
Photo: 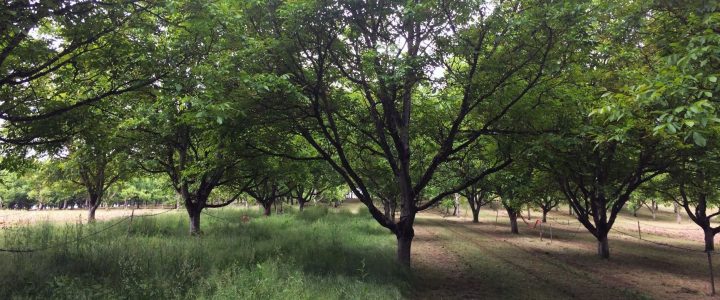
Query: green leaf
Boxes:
[
  {"xmin": 692, "ymin": 131, "xmax": 707, "ymax": 146},
  {"xmin": 709, "ymin": 76, "xmax": 717, "ymax": 83}
]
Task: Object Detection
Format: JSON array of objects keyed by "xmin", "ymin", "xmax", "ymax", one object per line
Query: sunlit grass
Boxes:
[{"xmin": 0, "ymin": 207, "xmax": 407, "ymax": 299}]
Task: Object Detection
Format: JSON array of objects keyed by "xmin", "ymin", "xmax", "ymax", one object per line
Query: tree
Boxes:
[
  {"xmin": 247, "ymin": 0, "xmax": 585, "ymax": 267},
  {"xmin": 48, "ymin": 104, "xmax": 131, "ymax": 221},
  {"xmin": 490, "ymin": 164, "xmax": 534, "ymax": 234},
  {"xmin": 0, "ymin": 1, "xmax": 180, "ymax": 144},
  {"xmin": 527, "ymin": 171, "xmax": 562, "ymax": 223},
  {"xmin": 668, "ymin": 132, "xmax": 720, "ymax": 251}
]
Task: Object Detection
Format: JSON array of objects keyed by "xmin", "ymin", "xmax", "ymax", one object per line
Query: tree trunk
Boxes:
[
  {"xmin": 597, "ymin": 234, "xmax": 610, "ymax": 259},
  {"xmin": 507, "ymin": 208, "xmax": 519, "ymax": 234},
  {"xmin": 527, "ymin": 206, "xmax": 531, "ymax": 220},
  {"xmin": 705, "ymin": 229, "xmax": 715, "ymax": 252},
  {"xmin": 299, "ymin": 199, "xmax": 306, "ymax": 211},
  {"xmin": 88, "ymin": 206, "xmax": 97, "ymax": 222},
  {"xmin": 471, "ymin": 206, "xmax": 480, "ymax": 223},
  {"xmin": 542, "ymin": 209, "xmax": 548, "ymax": 223},
  {"xmin": 395, "ymin": 216, "xmax": 415, "ymax": 267},
  {"xmin": 452, "ymin": 193, "xmax": 460, "ymax": 216},
  {"xmin": 87, "ymin": 194, "xmax": 101, "ymax": 223},
  {"xmin": 651, "ymin": 200, "xmax": 657, "ymax": 220},
  {"xmin": 189, "ymin": 210, "xmax": 201, "ymax": 235},
  {"xmin": 396, "ymin": 234, "xmax": 412, "ymax": 267},
  {"xmin": 263, "ymin": 203, "xmax": 272, "ymax": 216}
]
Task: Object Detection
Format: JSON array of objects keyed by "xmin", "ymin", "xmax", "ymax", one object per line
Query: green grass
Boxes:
[{"xmin": 0, "ymin": 207, "xmax": 407, "ymax": 299}]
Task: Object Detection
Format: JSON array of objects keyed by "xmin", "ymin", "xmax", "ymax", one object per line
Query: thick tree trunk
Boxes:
[
  {"xmin": 396, "ymin": 234, "xmax": 412, "ymax": 267},
  {"xmin": 597, "ymin": 234, "xmax": 610, "ymax": 259},
  {"xmin": 299, "ymin": 199, "xmax": 306, "ymax": 211},
  {"xmin": 542, "ymin": 209, "xmax": 548, "ymax": 223},
  {"xmin": 189, "ymin": 211, "xmax": 201, "ymax": 235},
  {"xmin": 705, "ymin": 229, "xmax": 715, "ymax": 252},
  {"xmin": 471, "ymin": 206, "xmax": 480, "ymax": 223}
]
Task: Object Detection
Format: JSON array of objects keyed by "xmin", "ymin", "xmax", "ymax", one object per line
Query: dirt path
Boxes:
[
  {"xmin": 412, "ymin": 214, "xmax": 637, "ymax": 299},
  {"xmin": 411, "ymin": 210, "xmax": 720, "ymax": 300}
]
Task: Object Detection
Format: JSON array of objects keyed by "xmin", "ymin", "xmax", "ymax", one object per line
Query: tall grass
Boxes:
[{"xmin": 0, "ymin": 207, "xmax": 407, "ymax": 299}]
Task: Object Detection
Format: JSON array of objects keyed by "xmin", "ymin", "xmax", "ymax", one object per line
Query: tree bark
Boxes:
[
  {"xmin": 542, "ymin": 209, "xmax": 548, "ymax": 223},
  {"xmin": 597, "ymin": 234, "xmax": 610, "ymax": 259},
  {"xmin": 471, "ymin": 207, "xmax": 480, "ymax": 223},
  {"xmin": 507, "ymin": 207, "xmax": 519, "ymax": 234},
  {"xmin": 298, "ymin": 199, "xmax": 306, "ymax": 211},
  {"xmin": 87, "ymin": 194, "xmax": 101, "ymax": 222},
  {"xmin": 189, "ymin": 210, "xmax": 201, "ymax": 235},
  {"xmin": 452, "ymin": 193, "xmax": 460, "ymax": 216},
  {"xmin": 705, "ymin": 229, "xmax": 716, "ymax": 252},
  {"xmin": 396, "ymin": 234, "xmax": 412, "ymax": 267},
  {"xmin": 88, "ymin": 206, "xmax": 97, "ymax": 222}
]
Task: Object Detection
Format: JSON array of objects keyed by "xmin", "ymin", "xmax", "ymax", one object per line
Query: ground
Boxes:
[
  {"xmin": 413, "ymin": 206, "xmax": 717, "ymax": 299},
  {"xmin": 0, "ymin": 204, "xmax": 717, "ymax": 299}
]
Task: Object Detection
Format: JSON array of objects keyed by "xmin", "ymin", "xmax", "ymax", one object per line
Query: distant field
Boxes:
[{"xmin": 0, "ymin": 208, "xmax": 179, "ymax": 227}]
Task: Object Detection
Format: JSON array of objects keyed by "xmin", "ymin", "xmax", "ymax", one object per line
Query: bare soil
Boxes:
[{"xmin": 412, "ymin": 206, "xmax": 719, "ymax": 299}]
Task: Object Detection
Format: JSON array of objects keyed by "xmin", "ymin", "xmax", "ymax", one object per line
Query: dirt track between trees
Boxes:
[{"xmin": 411, "ymin": 208, "xmax": 719, "ymax": 300}]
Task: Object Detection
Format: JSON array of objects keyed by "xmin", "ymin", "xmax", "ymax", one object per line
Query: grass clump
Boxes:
[{"xmin": 0, "ymin": 206, "xmax": 407, "ymax": 299}]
